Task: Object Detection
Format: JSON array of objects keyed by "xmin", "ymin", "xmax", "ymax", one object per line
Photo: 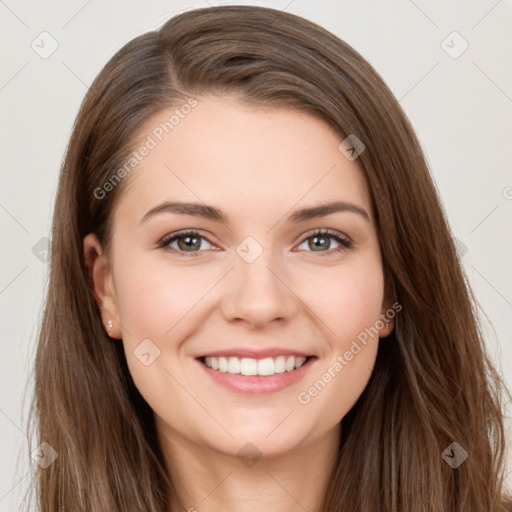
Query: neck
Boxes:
[{"xmin": 158, "ymin": 422, "xmax": 341, "ymax": 512}]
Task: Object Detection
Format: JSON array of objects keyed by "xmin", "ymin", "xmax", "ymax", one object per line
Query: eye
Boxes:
[
  {"xmin": 158, "ymin": 228, "xmax": 352, "ymax": 257},
  {"xmin": 158, "ymin": 230, "xmax": 214, "ymax": 257},
  {"xmin": 296, "ymin": 228, "xmax": 352, "ymax": 256}
]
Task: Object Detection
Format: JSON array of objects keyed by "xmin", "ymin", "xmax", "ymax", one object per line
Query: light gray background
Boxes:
[{"xmin": 1, "ymin": 0, "xmax": 511, "ymax": 509}]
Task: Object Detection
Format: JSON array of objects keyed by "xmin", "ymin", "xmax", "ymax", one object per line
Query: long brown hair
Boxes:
[{"xmin": 25, "ymin": 5, "xmax": 512, "ymax": 511}]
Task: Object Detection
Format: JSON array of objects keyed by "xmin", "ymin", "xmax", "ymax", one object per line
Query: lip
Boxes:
[
  {"xmin": 195, "ymin": 348, "xmax": 314, "ymax": 359},
  {"xmin": 194, "ymin": 355, "xmax": 317, "ymax": 394}
]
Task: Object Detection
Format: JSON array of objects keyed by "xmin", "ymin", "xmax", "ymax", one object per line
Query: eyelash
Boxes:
[{"xmin": 158, "ymin": 228, "xmax": 352, "ymax": 257}]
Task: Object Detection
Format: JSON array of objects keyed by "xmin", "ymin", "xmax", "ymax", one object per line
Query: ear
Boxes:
[
  {"xmin": 378, "ymin": 274, "xmax": 397, "ymax": 339},
  {"xmin": 83, "ymin": 233, "xmax": 122, "ymax": 339},
  {"xmin": 378, "ymin": 298, "xmax": 395, "ymax": 338}
]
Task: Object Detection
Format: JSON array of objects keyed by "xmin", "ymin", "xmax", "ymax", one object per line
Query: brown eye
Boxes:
[
  {"xmin": 296, "ymin": 229, "xmax": 352, "ymax": 255},
  {"xmin": 159, "ymin": 230, "xmax": 213, "ymax": 256}
]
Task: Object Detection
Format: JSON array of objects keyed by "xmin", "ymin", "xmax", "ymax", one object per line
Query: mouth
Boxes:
[
  {"xmin": 197, "ymin": 354, "xmax": 315, "ymax": 376},
  {"xmin": 195, "ymin": 354, "xmax": 317, "ymax": 394}
]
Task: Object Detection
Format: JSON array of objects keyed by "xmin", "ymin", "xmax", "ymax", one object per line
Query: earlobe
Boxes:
[
  {"xmin": 378, "ymin": 308, "xmax": 395, "ymax": 338},
  {"xmin": 378, "ymin": 287, "xmax": 395, "ymax": 337},
  {"xmin": 83, "ymin": 233, "xmax": 122, "ymax": 339},
  {"xmin": 379, "ymin": 273, "xmax": 396, "ymax": 338}
]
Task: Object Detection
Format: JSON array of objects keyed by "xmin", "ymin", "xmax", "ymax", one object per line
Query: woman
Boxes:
[{"xmin": 27, "ymin": 5, "xmax": 512, "ymax": 511}]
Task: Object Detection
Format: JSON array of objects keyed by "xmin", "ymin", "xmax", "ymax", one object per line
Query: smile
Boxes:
[
  {"xmin": 203, "ymin": 355, "xmax": 307, "ymax": 376},
  {"xmin": 196, "ymin": 355, "xmax": 317, "ymax": 394}
]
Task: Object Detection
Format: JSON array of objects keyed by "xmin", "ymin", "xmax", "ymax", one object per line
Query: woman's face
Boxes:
[{"xmin": 85, "ymin": 95, "xmax": 394, "ymax": 459}]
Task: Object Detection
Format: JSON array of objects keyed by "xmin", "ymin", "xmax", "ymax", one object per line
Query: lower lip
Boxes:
[{"xmin": 195, "ymin": 357, "xmax": 317, "ymax": 394}]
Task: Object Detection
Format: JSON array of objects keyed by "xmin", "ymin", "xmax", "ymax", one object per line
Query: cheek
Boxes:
[
  {"xmin": 113, "ymin": 257, "xmax": 194, "ymax": 415},
  {"xmin": 113, "ymin": 253, "xmax": 207, "ymax": 339},
  {"xmin": 293, "ymin": 260, "xmax": 384, "ymax": 415},
  {"xmin": 301, "ymin": 259, "xmax": 385, "ymax": 348}
]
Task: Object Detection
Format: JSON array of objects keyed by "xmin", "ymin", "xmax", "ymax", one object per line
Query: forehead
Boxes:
[{"xmin": 114, "ymin": 96, "xmax": 372, "ymax": 228}]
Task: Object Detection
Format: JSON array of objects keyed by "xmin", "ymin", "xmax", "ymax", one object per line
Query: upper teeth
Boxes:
[{"xmin": 204, "ymin": 355, "xmax": 307, "ymax": 376}]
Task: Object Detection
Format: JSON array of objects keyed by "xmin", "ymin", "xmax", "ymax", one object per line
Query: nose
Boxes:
[{"xmin": 220, "ymin": 248, "xmax": 299, "ymax": 329}]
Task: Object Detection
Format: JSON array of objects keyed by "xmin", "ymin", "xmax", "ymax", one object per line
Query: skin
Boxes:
[{"xmin": 84, "ymin": 95, "xmax": 394, "ymax": 512}]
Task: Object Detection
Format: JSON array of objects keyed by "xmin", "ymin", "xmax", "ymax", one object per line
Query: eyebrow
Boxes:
[{"xmin": 139, "ymin": 200, "xmax": 370, "ymax": 225}]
